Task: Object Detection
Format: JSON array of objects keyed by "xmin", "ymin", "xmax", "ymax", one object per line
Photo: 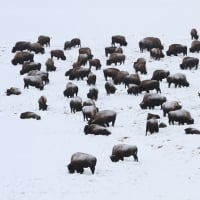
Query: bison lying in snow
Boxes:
[
  {"xmin": 111, "ymin": 35, "xmax": 127, "ymax": 46},
  {"xmin": 190, "ymin": 28, "xmax": 199, "ymax": 40},
  {"xmin": 11, "ymin": 52, "xmax": 34, "ymax": 65},
  {"xmin": 146, "ymin": 118, "xmax": 159, "ymax": 136},
  {"xmin": 110, "ymin": 144, "xmax": 138, "ymax": 162},
  {"xmin": 20, "ymin": 112, "xmax": 41, "ymax": 120},
  {"xmin": 167, "ymin": 73, "xmax": 189, "ymax": 88},
  {"xmin": 67, "ymin": 152, "xmax": 97, "ymax": 174},
  {"xmin": 180, "ymin": 57, "xmax": 199, "ymax": 70},
  {"xmin": 84, "ymin": 124, "xmax": 111, "ymax": 136},
  {"xmin": 50, "ymin": 50, "xmax": 66, "ymax": 60},
  {"xmin": 6, "ymin": 87, "xmax": 21, "ymax": 96},
  {"xmin": 184, "ymin": 127, "xmax": 200, "ymax": 134},
  {"xmin": 139, "ymin": 37, "xmax": 163, "ymax": 52},
  {"xmin": 166, "ymin": 44, "xmax": 187, "ymax": 56},
  {"xmin": 161, "ymin": 101, "xmax": 182, "ymax": 117},
  {"xmin": 168, "ymin": 109, "xmax": 194, "ymax": 125},
  {"xmin": 38, "ymin": 96, "xmax": 48, "ymax": 111}
]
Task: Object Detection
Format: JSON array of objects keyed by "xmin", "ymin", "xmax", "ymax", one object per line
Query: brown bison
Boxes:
[
  {"xmin": 111, "ymin": 35, "xmax": 127, "ymax": 46},
  {"xmin": 71, "ymin": 38, "xmax": 81, "ymax": 48},
  {"xmin": 20, "ymin": 62, "xmax": 41, "ymax": 75},
  {"xmin": 28, "ymin": 42, "xmax": 45, "ymax": 54},
  {"xmin": 23, "ymin": 75, "xmax": 44, "ymax": 90},
  {"xmin": 139, "ymin": 80, "xmax": 161, "ymax": 93},
  {"xmin": 105, "ymin": 46, "xmax": 123, "ymax": 57},
  {"xmin": 123, "ymin": 74, "xmax": 141, "ymax": 88},
  {"xmin": 147, "ymin": 113, "xmax": 160, "ymax": 120},
  {"xmin": 190, "ymin": 28, "xmax": 199, "ymax": 40},
  {"xmin": 133, "ymin": 57, "xmax": 147, "ymax": 74},
  {"xmin": 113, "ymin": 70, "xmax": 129, "ymax": 85},
  {"xmin": 38, "ymin": 96, "xmax": 48, "ymax": 111},
  {"xmin": 87, "ymin": 87, "xmax": 98, "ymax": 101},
  {"xmin": 11, "ymin": 52, "xmax": 34, "ymax": 65},
  {"xmin": 6, "ymin": 87, "xmax": 21, "ymax": 96},
  {"xmin": 27, "ymin": 70, "xmax": 49, "ymax": 84},
  {"xmin": 89, "ymin": 58, "xmax": 101, "ymax": 70},
  {"xmin": 139, "ymin": 37, "xmax": 163, "ymax": 52},
  {"xmin": 79, "ymin": 47, "xmax": 93, "ymax": 57},
  {"xmin": 161, "ymin": 101, "xmax": 182, "ymax": 117},
  {"xmin": 150, "ymin": 48, "xmax": 164, "ymax": 60},
  {"xmin": 37, "ymin": 35, "xmax": 50, "ymax": 47},
  {"xmin": 167, "ymin": 73, "xmax": 189, "ymax": 88},
  {"xmin": 63, "ymin": 82, "xmax": 78, "ymax": 98},
  {"xmin": 20, "ymin": 111, "xmax": 41, "ymax": 120},
  {"xmin": 84, "ymin": 124, "xmax": 111, "ymax": 136},
  {"xmin": 67, "ymin": 152, "xmax": 97, "ymax": 174},
  {"xmin": 105, "ymin": 81, "xmax": 117, "ymax": 95},
  {"xmin": 146, "ymin": 118, "xmax": 159, "ymax": 136},
  {"xmin": 189, "ymin": 40, "xmax": 200, "ymax": 53},
  {"xmin": 103, "ymin": 68, "xmax": 120, "ymax": 81},
  {"xmin": 166, "ymin": 44, "xmax": 187, "ymax": 56},
  {"xmin": 82, "ymin": 105, "xmax": 98, "ymax": 121},
  {"xmin": 12, "ymin": 41, "xmax": 30, "ymax": 53},
  {"xmin": 87, "ymin": 72, "xmax": 96, "ymax": 85},
  {"xmin": 106, "ymin": 53, "xmax": 126, "ymax": 65},
  {"xmin": 45, "ymin": 58, "xmax": 56, "ymax": 72},
  {"xmin": 127, "ymin": 84, "xmax": 139, "ymax": 96},
  {"xmin": 70, "ymin": 96, "xmax": 82, "ymax": 113},
  {"xmin": 151, "ymin": 69, "xmax": 170, "ymax": 82},
  {"xmin": 185, "ymin": 127, "xmax": 200, "ymax": 134},
  {"xmin": 50, "ymin": 50, "xmax": 66, "ymax": 60},
  {"xmin": 180, "ymin": 57, "xmax": 199, "ymax": 70}
]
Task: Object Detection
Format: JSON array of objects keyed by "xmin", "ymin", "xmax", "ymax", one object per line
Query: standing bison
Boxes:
[
  {"xmin": 20, "ymin": 62, "xmax": 41, "ymax": 75},
  {"xmin": 146, "ymin": 118, "xmax": 159, "ymax": 136},
  {"xmin": 70, "ymin": 96, "xmax": 82, "ymax": 113},
  {"xmin": 28, "ymin": 42, "xmax": 45, "ymax": 54},
  {"xmin": 167, "ymin": 73, "xmax": 189, "ymax": 88},
  {"xmin": 106, "ymin": 53, "xmax": 126, "ymax": 66},
  {"xmin": 190, "ymin": 28, "xmax": 199, "ymax": 40},
  {"xmin": 63, "ymin": 82, "xmax": 78, "ymax": 98},
  {"xmin": 150, "ymin": 48, "xmax": 164, "ymax": 60},
  {"xmin": 23, "ymin": 75, "xmax": 44, "ymax": 90},
  {"xmin": 50, "ymin": 50, "xmax": 66, "ymax": 60},
  {"xmin": 151, "ymin": 69, "xmax": 170, "ymax": 81},
  {"xmin": 166, "ymin": 44, "xmax": 187, "ymax": 56},
  {"xmin": 161, "ymin": 101, "xmax": 182, "ymax": 117},
  {"xmin": 103, "ymin": 68, "xmax": 120, "ymax": 81},
  {"xmin": 11, "ymin": 52, "xmax": 34, "ymax": 65},
  {"xmin": 45, "ymin": 58, "xmax": 56, "ymax": 72},
  {"xmin": 133, "ymin": 57, "xmax": 147, "ymax": 74},
  {"xmin": 110, "ymin": 144, "xmax": 138, "ymax": 162},
  {"xmin": 111, "ymin": 35, "xmax": 127, "ymax": 46},
  {"xmin": 189, "ymin": 40, "xmax": 200, "ymax": 53},
  {"xmin": 87, "ymin": 87, "xmax": 98, "ymax": 101},
  {"xmin": 139, "ymin": 37, "xmax": 163, "ymax": 52},
  {"xmin": 105, "ymin": 81, "xmax": 117, "ymax": 95},
  {"xmin": 38, "ymin": 96, "xmax": 48, "ymax": 111},
  {"xmin": 37, "ymin": 35, "xmax": 50, "ymax": 47},
  {"xmin": 12, "ymin": 41, "xmax": 30, "ymax": 53},
  {"xmin": 82, "ymin": 105, "xmax": 98, "ymax": 121},
  {"xmin": 180, "ymin": 57, "xmax": 199, "ymax": 70},
  {"xmin": 139, "ymin": 80, "xmax": 161, "ymax": 93},
  {"xmin": 67, "ymin": 152, "xmax": 97, "ymax": 174},
  {"xmin": 105, "ymin": 46, "xmax": 123, "ymax": 57},
  {"xmin": 89, "ymin": 58, "xmax": 101, "ymax": 70}
]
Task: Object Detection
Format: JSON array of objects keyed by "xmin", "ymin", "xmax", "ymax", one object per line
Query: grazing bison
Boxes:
[
  {"xmin": 167, "ymin": 73, "xmax": 189, "ymax": 88},
  {"xmin": 184, "ymin": 127, "xmax": 200, "ymax": 134},
  {"xmin": 151, "ymin": 69, "xmax": 170, "ymax": 82},
  {"xmin": 63, "ymin": 82, "xmax": 78, "ymax": 98},
  {"xmin": 139, "ymin": 80, "xmax": 161, "ymax": 93},
  {"xmin": 20, "ymin": 62, "xmax": 41, "ymax": 75},
  {"xmin": 70, "ymin": 38, "xmax": 81, "ymax": 48},
  {"xmin": 6, "ymin": 87, "xmax": 21, "ymax": 96},
  {"xmin": 37, "ymin": 35, "xmax": 50, "ymax": 47},
  {"xmin": 150, "ymin": 48, "xmax": 164, "ymax": 60},
  {"xmin": 89, "ymin": 58, "xmax": 101, "ymax": 70},
  {"xmin": 106, "ymin": 53, "xmax": 126, "ymax": 65},
  {"xmin": 50, "ymin": 50, "xmax": 66, "ymax": 60},
  {"xmin": 84, "ymin": 124, "xmax": 111, "ymax": 136},
  {"xmin": 87, "ymin": 87, "xmax": 98, "ymax": 101},
  {"xmin": 189, "ymin": 40, "xmax": 200, "ymax": 53},
  {"xmin": 146, "ymin": 118, "xmax": 159, "ymax": 136},
  {"xmin": 24, "ymin": 75, "xmax": 44, "ymax": 90},
  {"xmin": 180, "ymin": 57, "xmax": 199, "ymax": 70},
  {"xmin": 79, "ymin": 47, "xmax": 93, "ymax": 57},
  {"xmin": 133, "ymin": 58, "xmax": 147, "ymax": 74},
  {"xmin": 11, "ymin": 52, "xmax": 34, "ymax": 65},
  {"xmin": 82, "ymin": 105, "xmax": 98, "ymax": 121},
  {"xmin": 90, "ymin": 110, "xmax": 117, "ymax": 127},
  {"xmin": 140, "ymin": 93, "xmax": 167, "ymax": 109},
  {"xmin": 168, "ymin": 109, "xmax": 194, "ymax": 125},
  {"xmin": 105, "ymin": 46, "xmax": 123, "ymax": 57},
  {"xmin": 20, "ymin": 111, "xmax": 41, "ymax": 120},
  {"xmin": 66, "ymin": 67, "xmax": 91, "ymax": 80},
  {"xmin": 123, "ymin": 74, "xmax": 141, "ymax": 88},
  {"xmin": 139, "ymin": 37, "xmax": 163, "ymax": 52},
  {"xmin": 70, "ymin": 96, "xmax": 82, "ymax": 113},
  {"xmin": 113, "ymin": 70, "xmax": 129, "ymax": 85},
  {"xmin": 111, "ymin": 35, "xmax": 127, "ymax": 46},
  {"xmin": 12, "ymin": 41, "xmax": 30, "ymax": 53},
  {"xmin": 45, "ymin": 58, "xmax": 56, "ymax": 72},
  {"xmin": 190, "ymin": 28, "xmax": 199, "ymax": 40},
  {"xmin": 127, "ymin": 84, "xmax": 139, "ymax": 96},
  {"xmin": 27, "ymin": 70, "xmax": 49, "ymax": 84},
  {"xmin": 103, "ymin": 68, "xmax": 120, "ymax": 81},
  {"xmin": 105, "ymin": 81, "xmax": 117, "ymax": 95},
  {"xmin": 147, "ymin": 113, "xmax": 160, "ymax": 120},
  {"xmin": 87, "ymin": 72, "xmax": 96, "ymax": 85},
  {"xmin": 110, "ymin": 144, "xmax": 138, "ymax": 162},
  {"xmin": 64, "ymin": 41, "xmax": 71, "ymax": 50},
  {"xmin": 28, "ymin": 43, "xmax": 45, "ymax": 54},
  {"xmin": 78, "ymin": 53, "xmax": 93, "ymax": 66},
  {"xmin": 83, "ymin": 99, "xmax": 96, "ymax": 107},
  {"xmin": 38, "ymin": 96, "xmax": 47, "ymax": 111},
  {"xmin": 161, "ymin": 101, "xmax": 182, "ymax": 117},
  {"xmin": 159, "ymin": 122, "xmax": 167, "ymax": 128},
  {"xmin": 166, "ymin": 44, "xmax": 187, "ymax": 56},
  {"xmin": 67, "ymin": 152, "xmax": 97, "ymax": 174}
]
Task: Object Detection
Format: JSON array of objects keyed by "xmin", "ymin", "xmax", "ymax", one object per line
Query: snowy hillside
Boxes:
[{"xmin": 0, "ymin": 0, "xmax": 200, "ymax": 200}]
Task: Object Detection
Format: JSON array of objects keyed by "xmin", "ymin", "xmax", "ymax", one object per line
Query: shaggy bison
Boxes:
[
  {"xmin": 65, "ymin": 38, "xmax": 81, "ymax": 49},
  {"xmin": 67, "ymin": 152, "xmax": 97, "ymax": 174},
  {"xmin": 105, "ymin": 46, "xmax": 123, "ymax": 57},
  {"xmin": 12, "ymin": 41, "xmax": 30, "ymax": 53},
  {"xmin": 45, "ymin": 58, "xmax": 56, "ymax": 72},
  {"xmin": 63, "ymin": 82, "xmax": 78, "ymax": 98},
  {"xmin": 127, "ymin": 84, "xmax": 139, "ymax": 96},
  {"xmin": 110, "ymin": 144, "xmax": 138, "ymax": 162},
  {"xmin": 84, "ymin": 124, "xmax": 111, "ymax": 136},
  {"xmin": 139, "ymin": 80, "xmax": 161, "ymax": 93},
  {"xmin": 168, "ymin": 109, "xmax": 194, "ymax": 125},
  {"xmin": 28, "ymin": 43, "xmax": 45, "ymax": 54},
  {"xmin": 20, "ymin": 111, "xmax": 41, "ymax": 120},
  {"xmin": 38, "ymin": 96, "xmax": 47, "ymax": 111},
  {"xmin": 20, "ymin": 62, "xmax": 41, "ymax": 75},
  {"xmin": 106, "ymin": 53, "xmax": 126, "ymax": 66},
  {"xmin": 111, "ymin": 35, "xmax": 127, "ymax": 46},
  {"xmin": 146, "ymin": 118, "xmax": 159, "ymax": 135},
  {"xmin": 70, "ymin": 96, "xmax": 82, "ymax": 113},
  {"xmin": 105, "ymin": 81, "xmax": 117, "ymax": 95},
  {"xmin": 50, "ymin": 50, "xmax": 66, "ymax": 60},
  {"xmin": 90, "ymin": 110, "xmax": 117, "ymax": 127},
  {"xmin": 11, "ymin": 52, "xmax": 34, "ymax": 65},
  {"xmin": 189, "ymin": 40, "xmax": 200, "ymax": 53},
  {"xmin": 89, "ymin": 59, "xmax": 101, "ymax": 70},
  {"xmin": 184, "ymin": 127, "xmax": 200, "ymax": 134},
  {"xmin": 27, "ymin": 70, "xmax": 49, "ymax": 84},
  {"xmin": 167, "ymin": 73, "xmax": 189, "ymax": 88},
  {"xmin": 82, "ymin": 105, "xmax": 98, "ymax": 121},
  {"xmin": 166, "ymin": 44, "xmax": 187, "ymax": 56},
  {"xmin": 123, "ymin": 74, "xmax": 141, "ymax": 88},
  {"xmin": 190, "ymin": 28, "xmax": 199, "ymax": 40},
  {"xmin": 180, "ymin": 57, "xmax": 199, "ymax": 70},
  {"xmin": 65, "ymin": 67, "xmax": 91, "ymax": 80},
  {"xmin": 87, "ymin": 72, "xmax": 96, "ymax": 85},
  {"xmin": 151, "ymin": 69, "xmax": 170, "ymax": 82},
  {"xmin": 103, "ymin": 68, "xmax": 120, "ymax": 81},
  {"xmin": 23, "ymin": 75, "xmax": 44, "ymax": 90},
  {"xmin": 150, "ymin": 48, "xmax": 164, "ymax": 60},
  {"xmin": 139, "ymin": 37, "xmax": 163, "ymax": 52},
  {"xmin": 87, "ymin": 87, "xmax": 98, "ymax": 101},
  {"xmin": 79, "ymin": 47, "xmax": 93, "ymax": 57},
  {"xmin": 6, "ymin": 87, "xmax": 21, "ymax": 96},
  {"xmin": 147, "ymin": 113, "xmax": 160, "ymax": 120},
  {"xmin": 161, "ymin": 101, "xmax": 182, "ymax": 117},
  {"xmin": 113, "ymin": 70, "xmax": 129, "ymax": 85},
  {"xmin": 37, "ymin": 35, "xmax": 50, "ymax": 47},
  {"xmin": 133, "ymin": 57, "xmax": 147, "ymax": 74}
]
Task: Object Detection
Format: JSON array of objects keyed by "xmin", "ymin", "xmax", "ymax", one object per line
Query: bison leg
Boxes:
[
  {"xmin": 133, "ymin": 154, "xmax": 138, "ymax": 162},
  {"xmin": 90, "ymin": 166, "xmax": 95, "ymax": 174}
]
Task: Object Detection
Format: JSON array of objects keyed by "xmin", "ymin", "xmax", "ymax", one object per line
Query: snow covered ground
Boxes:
[{"xmin": 0, "ymin": 0, "xmax": 200, "ymax": 199}]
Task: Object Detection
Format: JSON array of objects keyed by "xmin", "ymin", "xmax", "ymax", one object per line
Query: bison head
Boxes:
[
  {"xmin": 110, "ymin": 155, "xmax": 119, "ymax": 162},
  {"xmin": 67, "ymin": 163, "xmax": 75, "ymax": 173}
]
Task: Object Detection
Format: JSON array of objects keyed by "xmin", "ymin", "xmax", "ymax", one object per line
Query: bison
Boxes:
[
  {"xmin": 37, "ymin": 35, "xmax": 50, "ymax": 47},
  {"xmin": 111, "ymin": 35, "xmax": 127, "ymax": 46},
  {"xmin": 189, "ymin": 40, "xmax": 200, "ymax": 53},
  {"xmin": 146, "ymin": 118, "xmax": 159, "ymax": 136},
  {"xmin": 27, "ymin": 70, "xmax": 49, "ymax": 84},
  {"xmin": 20, "ymin": 62, "xmax": 41, "ymax": 75},
  {"xmin": 106, "ymin": 53, "xmax": 126, "ymax": 66},
  {"xmin": 12, "ymin": 41, "xmax": 30, "ymax": 53},
  {"xmin": 113, "ymin": 70, "xmax": 129, "ymax": 85},
  {"xmin": 87, "ymin": 72, "xmax": 96, "ymax": 85},
  {"xmin": 38, "ymin": 96, "xmax": 48, "ymax": 111},
  {"xmin": 167, "ymin": 73, "xmax": 189, "ymax": 88},
  {"xmin": 139, "ymin": 80, "xmax": 161, "ymax": 93},
  {"xmin": 150, "ymin": 48, "xmax": 164, "ymax": 60},
  {"xmin": 84, "ymin": 124, "xmax": 111, "ymax": 136},
  {"xmin": 133, "ymin": 57, "xmax": 147, "ymax": 74},
  {"xmin": 180, "ymin": 57, "xmax": 199, "ymax": 70},
  {"xmin": 127, "ymin": 84, "xmax": 139, "ymax": 96},
  {"xmin": 161, "ymin": 101, "xmax": 182, "ymax": 117},
  {"xmin": 139, "ymin": 37, "xmax": 163, "ymax": 52},
  {"xmin": 45, "ymin": 58, "xmax": 56, "ymax": 72},
  {"xmin": 50, "ymin": 50, "xmax": 66, "ymax": 60},
  {"xmin": 70, "ymin": 38, "xmax": 81, "ymax": 48},
  {"xmin": 166, "ymin": 44, "xmax": 187, "ymax": 56},
  {"xmin": 23, "ymin": 75, "xmax": 44, "ymax": 90},
  {"xmin": 28, "ymin": 42, "xmax": 45, "ymax": 54},
  {"xmin": 105, "ymin": 46, "xmax": 123, "ymax": 57},
  {"xmin": 105, "ymin": 81, "xmax": 117, "ymax": 95},
  {"xmin": 123, "ymin": 74, "xmax": 141, "ymax": 88},
  {"xmin": 103, "ymin": 68, "xmax": 120, "ymax": 81},
  {"xmin": 184, "ymin": 127, "xmax": 200, "ymax": 134},
  {"xmin": 70, "ymin": 96, "xmax": 82, "ymax": 113},
  {"xmin": 82, "ymin": 105, "xmax": 98, "ymax": 121},
  {"xmin": 87, "ymin": 87, "xmax": 98, "ymax": 101},
  {"xmin": 89, "ymin": 58, "xmax": 101, "ymax": 70},
  {"xmin": 63, "ymin": 82, "xmax": 78, "ymax": 98},
  {"xmin": 190, "ymin": 28, "xmax": 199, "ymax": 40},
  {"xmin": 20, "ymin": 111, "xmax": 41, "ymax": 120},
  {"xmin": 11, "ymin": 52, "xmax": 34, "ymax": 65},
  {"xmin": 151, "ymin": 69, "xmax": 170, "ymax": 82},
  {"xmin": 6, "ymin": 87, "xmax": 21, "ymax": 96}
]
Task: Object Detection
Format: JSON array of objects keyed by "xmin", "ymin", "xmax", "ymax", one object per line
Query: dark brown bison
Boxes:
[
  {"xmin": 190, "ymin": 28, "xmax": 199, "ymax": 40},
  {"xmin": 167, "ymin": 73, "xmax": 189, "ymax": 88},
  {"xmin": 84, "ymin": 124, "xmax": 111, "ymax": 136},
  {"xmin": 87, "ymin": 72, "xmax": 96, "ymax": 85},
  {"xmin": 12, "ymin": 41, "xmax": 30, "ymax": 53},
  {"xmin": 6, "ymin": 87, "xmax": 21, "ymax": 96},
  {"xmin": 28, "ymin": 43, "xmax": 45, "ymax": 54},
  {"xmin": 64, "ymin": 41, "xmax": 71, "ymax": 50},
  {"xmin": 150, "ymin": 48, "xmax": 164, "ymax": 60},
  {"xmin": 139, "ymin": 80, "xmax": 161, "ymax": 93},
  {"xmin": 133, "ymin": 57, "xmax": 147, "ymax": 74},
  {"xmin": 139, "ymin": 37, "xmax": 163, "ymax": 52},
  {"xmin": 113, "ymin": 70, "xmax": 129, "ymax": 85},
  {"xmin": 161, "ymin": 101, "xmax": 182, "ymax": 117},
  {"xmin": 146, "ymin": 118, "xmax": 159, "ymax": 136},
  {"xmin": 185, "ymin": 127, "xmax": 200, "ymax": 134},
  {"xmin": 90, "ymin": 110, "xmax": 117, "ymax": 127},
  {"xmin": 20, "ymin": 111, "xmax": 41, "ymax": 120},
  {"xmin": 140, "ymin": 93, "xmax": 167, "ymax": 109},
  {"xmin": 20, "ymin": 62, "xmax": 41, "ymax": 75},
  {"xmin": 180, "ymin": 57, "xmax": 199, "ymax": 70},
  {"xmin": 63, "ymin": 82, "xmax": 78, "ymax": 98},
  {"xmin": 45, "ymin": 58, "xmax": 56, "ymax": 72},
  {"xmin": 110, "ymin": 144, "xmax": 138, "ymax": 162},
  {"xmin": 79, "ymin": 47, "xmax": 93, "ymax": 57},
  {"xmin": 67, "ymin": 152, "xmax": 97, "ymax": 174},
  {"xmin": 105, "ymin": 46, "xmax": 123, "ymax": 57},
  {"xmin": 11, "ymin": 52, "xmax": 34, "ymax": 65},
  {"xmin": 127, "ymin": 84, "xmax": 139, "ymax": 96},
  {"xmin": 123, "ymin": 74, "xmax": 141, "ymax": 88},
  {"xmin": 83, "ymin": 99, "xmax": 96, "ymax": 107},
  {"xmin": 37, "ymin": 35, "xmax": 50, "ymax": 47},
  {"xmin": 151, "ymin": 69, "xmax": 170, "ymax": 82},
  {"xmin": 166, "ymin": 44, "xmax": 187, "ymax": 56},
  {"xmin": 103, "ymin": 68, "xmax": 120, "ymax": 81},
  {"xmin": 89, "ymin": 59, "xmax": 101, "ymax": 70},
  {"xmin": 87, "ymin": 87, "xmax": 98, "ymax": 101},
  {"xmin": 66, "ymin": 67, "xmax": 91, "ymax": 80},
  {"xmin": 106, "ymin": 53, "xmax": 126, "ymax": 65},
  {"xmin": 189, "ymin": 40, "xmax": 200, "ymax": 53},
  {"xmin": 23, "ymin": 75, "xmax": 44, "ymax": 90},
  {"xmin": 38, "ymin": 96, "xmax": 47, "ymax": 111},
  {"xmin": 147, "ymin": 113, "xmax": 160, "ymax": 120},
  {"xmin": 70, "ymin": 96, "xmax": 82, "ymax": 113},
  {"xmin": 50, "ymin": 50, "xmax": 66, "ymax": 60},
  {"xmin": 70, "ymin": 38, "xmax": 81, "ymax": 48},
  {"xmin": 27, "ymin": 70, "xmax": 49, "ymax": 84},
  {"xmin": 168, "ymin": 109, "xmax": 194, "ymax": 125},
  {"xmin": 82, "ymin": 105, "xmax": 98, "ymax": 121},
  {"xmin": 111, "ymin": 35, "xmax": 127, "ymax": 46},
  {"xmin": 78, "ymin": 53, "xmax": 92, "ymax": 66},
  {"xmin": 105, "ymin": 81, "xmax": 117, "ymax": 95}
]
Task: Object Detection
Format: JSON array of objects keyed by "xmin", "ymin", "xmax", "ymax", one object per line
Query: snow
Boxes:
[{"xmin": 1, "ymin": 0, "xmax": 200, "ymax": 200}]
